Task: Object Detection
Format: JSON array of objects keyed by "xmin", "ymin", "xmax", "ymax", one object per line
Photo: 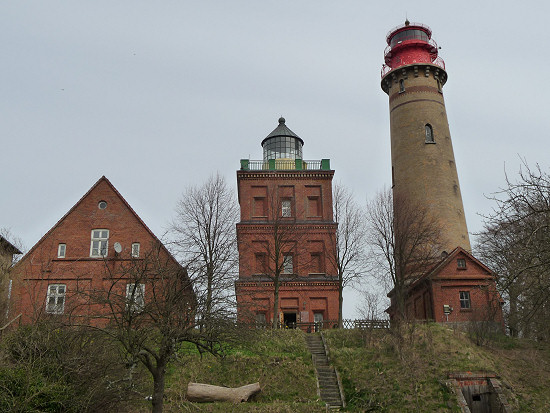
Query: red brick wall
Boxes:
[
  {"xmin": 10, "ymin": 178, "xmax": 177, "ymax": 324},
  {"xmin": 396, "ymin": 251, "xmax": 504, "ymax": 325},
  {"xmin": 237, "ymin": 171, "xmax": 334, "ymax": 222},
  {"xmin": 235, "ymin": 280, "xmax": 339, "ymax": 324},
  {"xmin": 236, "ymin": 169, "xmax": 340, "ymax": 322}
]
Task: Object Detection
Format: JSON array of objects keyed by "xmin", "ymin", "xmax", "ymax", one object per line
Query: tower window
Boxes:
[
  {"xmin": 282, "ymin": 255, "xmax": 293, "ymax": 274},
  {"xmin": 399, "ymin": 79, "xmax": 405, "ymax": 93},
  {"xmin": 281, "ymin": 199, "xmax": 292, "ymax": 217},
  {"xmin": 425, "ymin": 124, "xmax": 434, "ymax": 143},
  {"xmin": 255, "ymin": 253, "xmax": 267, "ymax": 274}
]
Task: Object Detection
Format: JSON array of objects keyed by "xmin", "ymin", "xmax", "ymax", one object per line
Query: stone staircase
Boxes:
[{"xmin": 305, "ymin": 333, "xmax": 344, "ymax": 410}]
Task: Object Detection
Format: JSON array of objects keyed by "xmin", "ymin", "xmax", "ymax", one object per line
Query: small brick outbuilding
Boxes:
[{"xmin": 387, "ymin": 247, "xmax": 504, "ymax": 326}]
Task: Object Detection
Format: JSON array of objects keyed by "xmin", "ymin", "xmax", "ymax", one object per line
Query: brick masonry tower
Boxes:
[
  {"xmin": 381, "ymin": 21, "xmax": 471, "ymax": 252},
  {"xmin": 235, "ymin": 118, "xmax": 339, "ymax": 328},
  {"xmin": 381, "ymin": 22, "xmax": 504, "ymax": 326}
]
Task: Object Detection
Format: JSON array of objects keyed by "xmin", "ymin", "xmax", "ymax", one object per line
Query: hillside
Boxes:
[
  {"xmin": 163, "ymin": 324, "xmax": 550, "ymax": 412},
  {"xmin": 2, "ymin": 324, "xmax": 549, "ymax": 412}
]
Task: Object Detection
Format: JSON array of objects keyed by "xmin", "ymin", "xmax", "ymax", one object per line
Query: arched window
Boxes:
[
  {"xmin": 399, "ymin": 79, "xmax": 405, "ymax": 93},
  {"xmin": 425, "ymin": 124, "xmax": 434, "ymax": 143}
]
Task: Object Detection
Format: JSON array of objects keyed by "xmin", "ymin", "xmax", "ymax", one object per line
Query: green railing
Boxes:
[{"xmin": 240, "ymin": 159, "xmax": 331, "ymax": 171}]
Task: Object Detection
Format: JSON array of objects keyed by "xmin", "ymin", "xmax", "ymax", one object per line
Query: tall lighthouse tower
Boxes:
[{"xmin": 381, "ymin": 21, "xmax": 471, "ymax": 252}]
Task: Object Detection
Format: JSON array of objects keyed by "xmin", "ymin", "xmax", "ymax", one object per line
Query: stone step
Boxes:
[
  {"xmin": 320, "ymin": 389, "xmax": 340, "ymax": 395},
  {"xmin": 320, "ymin": 387, "xmax": 340, "ymax": 392},
  {"xmin": 307, "ymin": 334, "xmax": 343, "ymax": 409}
]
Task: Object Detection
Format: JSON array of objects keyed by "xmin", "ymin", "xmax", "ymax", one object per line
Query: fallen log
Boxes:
[{"xmin": 186, "ymin": 382, "xmax": 261, "ymax": 403}]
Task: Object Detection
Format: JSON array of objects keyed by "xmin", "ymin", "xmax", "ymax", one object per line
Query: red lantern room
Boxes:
[{"xmin": 381, "ymin": 20, "xmax": 446, "ymax": 80}]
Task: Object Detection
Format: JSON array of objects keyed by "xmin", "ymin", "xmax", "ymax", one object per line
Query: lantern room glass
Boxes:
[{"xmin": 263, "ymin": 136, "xmax": 303, "ymax": 161}]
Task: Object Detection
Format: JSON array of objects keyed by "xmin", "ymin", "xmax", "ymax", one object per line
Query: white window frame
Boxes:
[
  {"xmin": 281, "ymin": 199, "xmax": 292, "ymax": 217},
  {"xmin": 126, "ymin": 283, "xmax": 145, "ymax": 313},
  {"xmin": 282, "ymin": 254, "xmax": 293, "ymax": 274},
  {"xmin": 131, "ymin": 242, "xmax": 140, "ymax": 258},
  {"xmin": 57, "ymin": 243, "xmax": 66, "ymax": 258},
  {"xmin": 90, "ymin": 229, "xmax": 109, "ymax": 257},
  {"xmin": 46, "ymin": 284, "xmax": 66, "ymax": 314},
  {"xmin": 459, "ymin": 291, "xmax": 471, "ymax": 309}
]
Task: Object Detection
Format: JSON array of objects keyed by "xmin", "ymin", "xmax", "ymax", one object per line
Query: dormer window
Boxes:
[{"xmin": 90, "ymin": 229, "xmax": 109, "ymax": 257}]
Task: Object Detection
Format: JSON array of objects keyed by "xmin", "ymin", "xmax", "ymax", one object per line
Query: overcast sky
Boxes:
[{"xmin": 2, "ymin": 1, "xmax": 549, "ymax": 318}]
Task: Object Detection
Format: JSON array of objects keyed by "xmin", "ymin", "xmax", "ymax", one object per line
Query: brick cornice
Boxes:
[
  {"xmin": 236, "ymin": 222, "xmax": 338, "ymax": 232},
  {"xmin": 237, "ymin": 170, "xmax": 334, "ymax": 180},
  {"xmin": 235, "ymin": 279, "xmax": 339, "ymax": 288}
]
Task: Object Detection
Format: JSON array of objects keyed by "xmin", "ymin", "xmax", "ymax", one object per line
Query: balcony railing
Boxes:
[
  {"xmin": 240, "ymin": 159, "xmax": 331, "ymax": 171},
  {"xmin": 381, "ymin": 55, "xmax": 445, "ymax": 78},
  {"xmin": 246, "ymin": 319, "xmax": 390, "ymax": 332}
]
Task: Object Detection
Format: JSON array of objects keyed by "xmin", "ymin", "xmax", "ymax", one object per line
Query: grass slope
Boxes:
[
  {"xmin": 163, "ymin": 329, "xmax": 325, "ymax": 412},
  {"xmin": 324, "ymin": 323, "xmax": 550, "ymax": 412}
]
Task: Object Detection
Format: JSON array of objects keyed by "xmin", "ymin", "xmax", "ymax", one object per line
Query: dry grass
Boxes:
[{"xmin": 325, "ymin": 323, "xmax": 550, "ymax": 412}]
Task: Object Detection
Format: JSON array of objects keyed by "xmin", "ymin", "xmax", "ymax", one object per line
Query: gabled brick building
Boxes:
[
  {"xmin": 388, "ymin": 247, "xmax": 503, "ymax": 325},
  {"xmin": 9, "ymin": 176, "xmax": 191, "ymax": 325},
  {"xmin": 235, "ymin": 118, "xmax": 339, "ymax": 327}
]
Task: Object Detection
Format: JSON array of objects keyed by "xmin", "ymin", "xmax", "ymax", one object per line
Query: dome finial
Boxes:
[
  {"xmin": 405, "ymin": 18, "xmax": 410, "ymax": 26},
  {"xmin": 278, "ymin": 116, "xmax": 285, "ymax": 124}
]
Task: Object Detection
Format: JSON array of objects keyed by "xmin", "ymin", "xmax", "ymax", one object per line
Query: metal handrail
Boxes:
[
  {"xmin": 381, "ymin": 55, "xmax": 445, "ymax": 79},
  {"xmin": 250, "ymin": 318, "xmax": 389, "ymax": 331},
  {"xmin": 385, "ymin": 21, "xmax": 432, "ymax": 42},
  {"xmin": 245, "ymin": 159, "xmax": 324, "ymax": 171}
]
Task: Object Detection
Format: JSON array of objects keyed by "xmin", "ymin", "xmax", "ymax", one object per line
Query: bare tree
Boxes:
[
  {"xmin": 476, "ymin": 161, "xmax": 550, "ymax": 339},
  {"xmin": 0, "ymin": 228, "xmax": 24, "ymax": 322},
  {"xmin": 83, "ymin": 242, "xmax": 232, "ymax": 413},
  {"xmin": 258, "ymin": 190, "xmax": 307, "ymax": 328},
  {"xmin": 171, "ymin": 173, "xmax": 238, "ymax": 326},
  {"xmin": 327, "ymin": 184, "xmax": 367, "ymax": 327},
  {"xmin": 366, "ymin": 188, "xmax": 444, "ymax": 320},
  {"xmin": 236, "ymin": 185, "xmax": 312, "ymax": 329}
]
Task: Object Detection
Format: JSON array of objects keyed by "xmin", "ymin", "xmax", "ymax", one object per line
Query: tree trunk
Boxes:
[
  {"xmin": 187, "ymin": 382, "xmax": 261, "ymax": 403},
  {"xmin": 272, "ymin": 276, "xmax": 280, "ymax": 328},
  {"xmin": 151, "ymin": 364, "xmax": 166, "ymax": 413},
  {"xmin": 338, "ymin": 274, "xmax": 344, "ymax": 328}
]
